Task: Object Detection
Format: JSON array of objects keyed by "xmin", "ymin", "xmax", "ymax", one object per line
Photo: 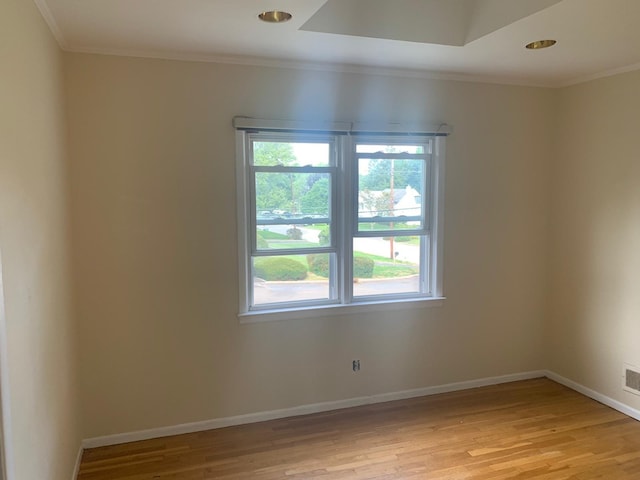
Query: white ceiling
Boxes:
[{"xmin": 37, "ymin": 0, "xmax": 640, "ymax": 87}]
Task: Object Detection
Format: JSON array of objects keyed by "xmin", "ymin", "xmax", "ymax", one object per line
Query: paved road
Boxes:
[{"xmin": 253, "ymin": 276, "xmax": 419, "ymax": 305}]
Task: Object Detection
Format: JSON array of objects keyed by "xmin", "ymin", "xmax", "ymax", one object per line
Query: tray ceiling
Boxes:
[{"xmin": 37, "ymin": 0, "xmax": 640, "ymax": 87}]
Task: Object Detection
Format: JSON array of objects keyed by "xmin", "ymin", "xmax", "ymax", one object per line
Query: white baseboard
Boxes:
[
  {"xmin": 544, "ymin": 370, "xmax": 640, "ymax": 422},
  {"xmin": 82, "ymin": 370, "xmax": 546, "ymax": 449},
  {"xmin": 71, "ymin": 445, "xmax": 83, "ymax": 480}
]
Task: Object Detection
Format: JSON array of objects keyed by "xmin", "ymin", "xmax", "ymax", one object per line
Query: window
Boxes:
[{"xmin": 235, "ymin": 119, "xmax": 448, "ymax": 319}]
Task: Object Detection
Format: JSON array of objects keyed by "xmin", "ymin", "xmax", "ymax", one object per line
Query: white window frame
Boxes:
[
  {"xmin": 247, "ymin": 131, "xmax": 341, "ymax": 310},
  {"xmin": 235, "ymin": 119, "xmax": 448, "ymax": 322}
]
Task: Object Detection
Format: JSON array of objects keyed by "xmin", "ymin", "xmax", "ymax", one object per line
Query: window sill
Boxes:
[{"xmin": 238, "ymin": 297, "xmax": 445, "ymax": 324}]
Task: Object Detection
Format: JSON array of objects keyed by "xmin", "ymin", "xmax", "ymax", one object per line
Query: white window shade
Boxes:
[{"xmin": 233, "ymin": 116, "xmax": 452, "ymax": 136}]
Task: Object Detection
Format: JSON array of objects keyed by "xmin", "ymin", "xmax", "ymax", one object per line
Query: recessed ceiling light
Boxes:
[
  {"xmin": 525, "ymin": 39, "xmax": 557, "ymax": 50},
  {"xmin": 258, "ymin": 11, "xmax": 292, "ymax": 23}
]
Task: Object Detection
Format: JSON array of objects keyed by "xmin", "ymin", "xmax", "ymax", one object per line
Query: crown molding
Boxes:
[
  {"xmin": 32, "ymin": 0, "xmax": 68, "ymax": 49},
  {"xmin": 66, "ymin": 43, "xmax": 640, "ymax": 90},
  {"xmin": 63, "ymin": 45, "xmax": 557, "ymax": 89},
  {"xmin": 559, "ymin": 61, "xmax": 640, "ymax": 88}
]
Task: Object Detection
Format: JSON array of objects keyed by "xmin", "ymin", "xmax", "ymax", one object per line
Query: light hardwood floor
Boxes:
[{"xmin": 77, "ymin": 378, "xmax": 640, "ymax": 479}]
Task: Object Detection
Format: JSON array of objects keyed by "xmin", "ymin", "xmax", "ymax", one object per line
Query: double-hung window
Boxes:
[{"xmin": 235, "ymin": 118, "xmax": 449, "ymax": 319}]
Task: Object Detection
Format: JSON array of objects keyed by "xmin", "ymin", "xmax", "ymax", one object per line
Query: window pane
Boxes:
[
  {"xmin": 252, "ymin": 254, "xmax": 334, "ymax": 306},
  {"xmin": 352, "ymin": 236, "xmax": 422, "ymax": 297},
  {"xmin": 256, "ymin": 224, "xmax": 330, "ymax": 251},
  {"xmin": 253, "ymin": 141, "xmax": 330, "ymax": 166},
  {"xmin": 356, "ymin": 144, "xmax": 427, "ymax": 154},
  {"xmin": 358, "ymin": 158, "xmax": 424, "ymax": 230},
  {"xmin": 255, "ymin": 172, "xmax": 331, "ymax": 220}
]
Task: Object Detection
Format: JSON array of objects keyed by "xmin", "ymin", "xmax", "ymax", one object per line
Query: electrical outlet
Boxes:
[{"xmin": 352, "ymin": 359, "xmax": 361, "ymax": 372}]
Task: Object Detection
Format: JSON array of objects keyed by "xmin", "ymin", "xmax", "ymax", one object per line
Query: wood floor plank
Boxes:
[{"xmin": 77, "ymin": 379, "xmax": 640, "ymax": 479}]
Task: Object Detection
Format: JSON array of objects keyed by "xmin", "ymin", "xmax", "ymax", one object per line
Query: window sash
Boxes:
[
  {"xmin": 248, "ymin": 136, "xmax": 338, "ymax": 254},
  {"xmin": 353, "ymin": 140, "xmax": 432, "ymax": 238}
]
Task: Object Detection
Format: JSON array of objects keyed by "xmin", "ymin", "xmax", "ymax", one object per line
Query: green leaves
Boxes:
[{"xmin": 253, "ymin": 142, "xmax": 297, "ymax": 166}]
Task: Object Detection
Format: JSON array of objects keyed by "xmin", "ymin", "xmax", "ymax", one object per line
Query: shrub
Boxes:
[
  {"xmin": 318, "ymin": 226, "xmax": 330, "ymax": 246},
  {"xmin": 307, "ymin": 254, "xmax": 330, "ymax": 277},
  {"xmin": 354, "ymin": 256, "xmax": 374, "ymax": 278},
  {"xmin": 286, "ymin": 227, "xmax": 303, "ymax": 240},
  {"xmin": 254, "ymin": 257, "xmax": 307, "ymax": 281}
]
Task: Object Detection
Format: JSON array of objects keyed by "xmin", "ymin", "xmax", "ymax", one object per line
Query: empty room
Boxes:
[{"xmin": 3, "ymin": 0, "xmax": 640, "ymax": 479}]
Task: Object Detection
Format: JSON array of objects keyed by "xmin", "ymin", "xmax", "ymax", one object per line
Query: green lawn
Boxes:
[
  {"xmin": 257, "ymin": 230, "xmax": 288, "ymax": 239},
  {"xmin": 354, "ymin": 251, "xmax": 418, "ymax": 278},
  {"xmin": 256, "ymin": 229, "xmax": 418, "ymax": 279}
]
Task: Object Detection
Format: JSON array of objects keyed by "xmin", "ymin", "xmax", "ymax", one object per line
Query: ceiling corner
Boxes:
[{"xmin": 32, "ymin": 0, "xmax": 68, "ymax": 49}]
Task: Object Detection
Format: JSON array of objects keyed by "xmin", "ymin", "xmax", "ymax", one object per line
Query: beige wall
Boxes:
[
  {"xmin": 5, "ymin": 2, "xmax": 640, "ymax": 469},
  {"xmin": 550, "ymin": 70, "xmax": 640, "ymax": 411},
  {"xmin": 0, "ymin": 1, "xmax": 80, "ymax": 479},
  {"xmin": 64, "ymin": 53, "xmax": 554, "ymax": 438}
]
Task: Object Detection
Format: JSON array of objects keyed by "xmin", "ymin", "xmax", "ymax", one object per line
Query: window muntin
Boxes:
[{"xmin": 238, "ymin": 131, "xmax": 444, "ymax": 315}]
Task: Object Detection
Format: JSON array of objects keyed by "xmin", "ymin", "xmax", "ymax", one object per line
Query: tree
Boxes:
[
  {"xmin": 300, "ymin": 177, "xmax": 329, "ymax": 216},
  {"xmin": 360, "ymin": 159, "xmax": 423, "ymax": 194},
  {"xmin": 255, "ymin": 172, "xmax": 294, "ymax": 213},
  {"xmin": 253, "ymin": 142, "xmax": 296, "ymax": 166},
  {"xmin": 254, "ymin": 142, "xmax": 306, "ymax": 214},
  {"xmin": 360, "ymin": 189, "xmax": 393, "ymax": 217},
  {"xmin": 254, "ymin": 142, "xmax": 331, "ymax": 216}
]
